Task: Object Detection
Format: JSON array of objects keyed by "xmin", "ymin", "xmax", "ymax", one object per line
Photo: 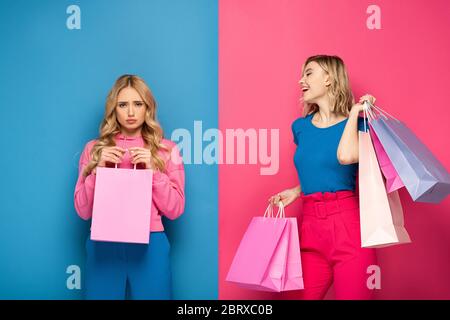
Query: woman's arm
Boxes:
[
  {"xmin": 337, "ymin": 109, "xmax": 360, "ymax": 165},
  {"xmin": 74, "ymin": 141, "xmax": 96, "ymax": 220},
  {"xmin": 337, "ymin": 94, "xmax": 376, "ymax": 165},
  {"xmin": 152, "ymin": 144, "xmax": 185, "ymax": 220},
  {"xmin": 292, "ymin": 185, "xmax": 301, "ymax": 197},
  {"xmin": 269, "ymin": 185, "xmax": 301, "ymax": 207}
]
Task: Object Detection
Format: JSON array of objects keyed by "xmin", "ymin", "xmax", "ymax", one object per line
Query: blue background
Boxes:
[{"xmin": 0, "ymin": 0, "xmax": 217, "ymax": 299}]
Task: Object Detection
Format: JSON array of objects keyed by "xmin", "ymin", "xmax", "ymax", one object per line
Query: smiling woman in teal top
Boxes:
[
  {"xmin": 268, "ymin": 55, "xmax": 378, "ymax": 300},
  {"xmin": 291, "ymin": 111, "xmax": 366, "ymax": 195},
  {"xmin": 269, "ymin": 55, "xmax": 374, "ymax": 202}
]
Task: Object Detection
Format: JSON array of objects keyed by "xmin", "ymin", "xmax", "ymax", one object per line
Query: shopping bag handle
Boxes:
[
  {"xmin": 275, "ymin": 201, "xmax": 285, "ymax": 218},
  {"xmin": 263, "ymin": 201, "xmax": 285, "ymax": 218},
  {"xmin": 114, "ymin": 135, "xmax": 137, "ymax": 170},
  {"xmin": 263, "ymin": 203, "xmax": 274, "ymax": 218},
  {"xmin": 114, "ymin": 160, "xmax": 137, "ymax": 170},
  {"xmin": 362, "ymin": 101, "xmax": 369, "ymax": 131},
  {"xmin": 363, "ymin": 101, "xmax": 384, "ymax": 129},
  {"xmin": 363, "ymin": 100, "xmax": 400, "ymax": 123}
]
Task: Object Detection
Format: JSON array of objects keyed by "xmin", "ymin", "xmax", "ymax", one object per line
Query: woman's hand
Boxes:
[
  {"xmin": 98, "ymin": 146, "xmax": 126, "ymax": 167},
  {"xmin": 129, "ymin": 147, "xmax": 153, "ymax": 169},
  {"xmin": 268, "ymin": 187, "xmax": 301, "ymax": 207},
  {"xmin": 351, "ymin": 94, "xmax": 377, "ymax": 114}
]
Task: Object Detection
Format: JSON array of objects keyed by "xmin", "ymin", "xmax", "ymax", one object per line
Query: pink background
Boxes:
[{"xmin": 219, "ymin": 0, "xmax": 450, "ymax": 299}]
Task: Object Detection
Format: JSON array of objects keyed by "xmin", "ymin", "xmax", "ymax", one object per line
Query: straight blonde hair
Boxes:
[
  {"xmin": 82, "ymin": 74, "xmax": 169, "ymax": 177},
  {"xmin": 301, "ymin": 55, "xmax": 355, "ymax": 117}
]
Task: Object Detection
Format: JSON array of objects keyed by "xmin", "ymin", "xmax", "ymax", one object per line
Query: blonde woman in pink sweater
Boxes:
[{"xmin": 74, "ymin": 74, "xmax": 185, "ymax": 300}]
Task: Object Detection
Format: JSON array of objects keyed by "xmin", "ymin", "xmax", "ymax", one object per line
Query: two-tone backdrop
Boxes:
[{"xmin": 1, "ymin": 0, "xmax": 449, "ymax": 299}]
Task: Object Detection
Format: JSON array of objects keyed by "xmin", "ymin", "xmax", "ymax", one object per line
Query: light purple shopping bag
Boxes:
[
  {"xmin": 226, "ymin": 203, "xmax": 304, "ymax": 292},
  {"xmin": 366, "ymin": 103, "xmax": 450, "ymax": 203},
  {"xmin": 91, "ymin": 164, "xmax": 153, "ymax": 244}
]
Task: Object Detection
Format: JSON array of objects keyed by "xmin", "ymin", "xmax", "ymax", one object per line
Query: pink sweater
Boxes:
[{"xmin": 74, "ymin": 133, "xmax": 185, "ymax": 231}]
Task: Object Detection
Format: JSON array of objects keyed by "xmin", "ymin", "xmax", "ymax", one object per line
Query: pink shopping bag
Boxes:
[
  {"xmin": 283, "ymin": 217, "xmax": 304, "ymax": 291},
  {"xmin": 369, "ymin": 124, "xmax": 404, "ymax": 193},
  {"xmin": 226, "ymin": 203, "xmax": 304, "ymax": 292},
  {"xmin": 359, "ymin": 129, "xmax": 411, "ymax": 248},
  {"xmin": 91, "ymin": 164, "xmax": 153, "ymax": 244}
]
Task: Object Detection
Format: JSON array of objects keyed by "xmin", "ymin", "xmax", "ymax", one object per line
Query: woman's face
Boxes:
[
  {"xmin": 298, "ymin": 61, "xmax": 330, "ymax": 104},
  {"xmin": 115, "ymin": 86, "xmax": 147, "ymax": 135}
]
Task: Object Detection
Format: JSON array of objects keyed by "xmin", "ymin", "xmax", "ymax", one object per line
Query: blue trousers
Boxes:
[{"xmin": 84, "ymin": 232, "xmax": 172, "ymax": 300}]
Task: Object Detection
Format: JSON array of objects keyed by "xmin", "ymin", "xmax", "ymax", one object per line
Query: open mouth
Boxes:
[{"xmin": 302, "ymin": 88, "xmax": 309, "ymax": 92}]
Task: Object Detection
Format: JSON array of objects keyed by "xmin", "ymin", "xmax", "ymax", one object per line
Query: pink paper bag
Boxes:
[
  {"xmin": 283, "ymin": 218, "xmax": 304, "ymax": 291},
  {"xmin": 91, "ymin": 166, "xmax": 153, "ymax": 244},
  {"xmin": 369, "ymin": 124, "xmax": 404, "ymax": 193},
  {"xmin": 226, "ymin": 204, "xmax": 304, "ymax": 292},
  {"xmin": 359, "ymin": 130, "xmax": 411, "ymax": 248}
]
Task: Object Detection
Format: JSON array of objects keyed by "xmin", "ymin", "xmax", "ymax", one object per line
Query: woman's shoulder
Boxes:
[
  {"xmin": 83, "ymin": 139, "xmax": 98, "ymax": 153},
  {"xmin": 292, "ymin": 113, "xmax": 313, "ymax": 130},
  {"xmin": 160, "ymin": 138, "xmax": 183, "ymax": 167},
  {"xmin": 160, "ymin": 138, "xmax": 182, "ymax": 155},
  {"xmin": 160, "ymin": 138, "xmax": 181, "ymax": 156},
  {"xmin": 77, "ymin": 139, "xmax": 98, "ymax": 162},
  {"xmin": 161, "ymin": 138, "xmax": 177, "ymax": 148}
]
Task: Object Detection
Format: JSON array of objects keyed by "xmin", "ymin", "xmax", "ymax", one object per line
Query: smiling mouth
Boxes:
[{"xmin": 302, "ymin": 88, "xmax": 309, "ymax": 92}]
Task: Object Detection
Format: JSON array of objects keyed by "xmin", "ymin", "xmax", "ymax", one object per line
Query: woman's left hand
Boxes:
[
  {"xmin": 129, "ymin": 147, "xmax": 153, "ymax": 169},
  {"xmin": 351, "ymin": 94, "xmax": 376, "ymax": 114}
]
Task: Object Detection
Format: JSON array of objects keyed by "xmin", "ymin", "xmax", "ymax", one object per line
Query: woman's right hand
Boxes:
[
  {"xmin": 268, "ymin": 187, "xmax": 301, "ymax": 207},
  {"xmin": 98, "ymin": 146, "xmax": 126, "ymax": 168}
]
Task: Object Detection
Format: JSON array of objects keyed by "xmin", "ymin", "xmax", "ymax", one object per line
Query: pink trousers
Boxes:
[{"xmin": 296, "ymin": 190, "xmax": 377, "ymax": 300}]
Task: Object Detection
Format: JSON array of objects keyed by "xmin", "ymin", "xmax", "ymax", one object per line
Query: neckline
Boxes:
[
  {"xmin": 115, "ymin": 132, "xmax": 143, "ymax": 140},
  {"xmin": 308, "ymin": 112, "xmax": 348, "ymax": 129}
]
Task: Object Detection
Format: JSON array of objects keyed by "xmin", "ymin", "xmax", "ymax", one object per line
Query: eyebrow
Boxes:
[
  {"xmin": 304, "ymin": 68, "xmax": 313, "ymax": 73},
  {"xmin": 117, "ymin": 100, "xmax": 144, "ymax": 104}
]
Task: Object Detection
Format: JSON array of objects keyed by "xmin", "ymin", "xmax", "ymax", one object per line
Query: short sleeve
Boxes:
[
  {"xmin": 357, "ymin": 116, "xmax": 368, "ymax": 132},
  {"xmin": 291, "ymin": 119, "xmax": 300, "ymax": 145}
]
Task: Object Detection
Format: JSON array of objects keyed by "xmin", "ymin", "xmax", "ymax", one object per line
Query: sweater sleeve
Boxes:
[
  {"xmin": 73, "ymin": 141, "xmax": 97, "ymax": 220},
  {"xmin": 152, "ymin": 143, "xmax": 185, "ymax": 220}
]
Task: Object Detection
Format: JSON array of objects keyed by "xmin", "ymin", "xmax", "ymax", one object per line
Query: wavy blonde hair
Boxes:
[
  {"xmin": 301, "ymin": 55, "xmax": 355, "ymax": 117},
  {"xmin": 82, "ymin": 74, "xmax": 169, "ymax": 177}
]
